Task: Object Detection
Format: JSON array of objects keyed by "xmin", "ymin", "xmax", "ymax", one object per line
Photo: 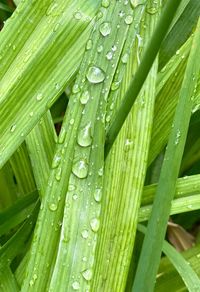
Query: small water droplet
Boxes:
[
  {"xmin": 77, "ymin": 123, "xmax": 92, "ymax": 147},
  {"xmin": 118, "ymin": 10, "xmax": 125, "ymax": 18},
  {"xmin": 122, "ymin": 53, "xmax": 129, "ymax": 64},
  {"xmin": 72, "ymin": 159, "xmax": 89, "ymax": 179},
  {"xmin": 72, "ymin": 281, "xmax": 80, "ymax": 290},
  {"xmin": 70, "ymin": 119, "xmax": 75, "ymax": 125},
  {"xmin": 10, "ymin": 124, "xmax": 16, "ymax": 132},
  {"xmin": 29, "ymin": 111, "xmax": 34, "ymax": 117},
  {"xmin": 112, "ymin": 45, "xmax": 117, "ymax": 51},
  {"xmin": 99, "ymin": 22, "xmax": 111, "ymax": 36},
  {"xmin": 82, "ymin": 256, "xmax": 87, "ymax": 262},
  {"xmin": 111, "ymin": 81, "xmax": 120, "ymax": 91},
  {"xmin": 90, "ymin": 218, "xmax": 100, "ymax": 232},
  {"xmin": 81, "ymin": 229, "xmax": 89, "ymax": 239},
  {"xmin": 73, "ymin": 194, "xmax": 78, "ymax": 200},
  {"xmin": 55, "ymin": 167, "xmax": 62, "ymax": 181},
  {"xmin": 72, "ymin": 84, "xmax": 80, "ymax": 93},
  {"xmin": 86, "ymin": 66, "xmax": 105, "ymax": 84},
  {"xmin": 82, "ymin": 269, "xmax": 93, "ymax": 281},
  {"xmin": 49, "ymin": 203, "xmax": 58, "ymax": 211},
  {"xmin": 101, "ymin": 0, "xmax": 110, "ymax": 8},
  {"xmin": 80, "ymin": 91, "xmax": 90, "ymax": 104},
  {"xmin": 98, "ymin": 167, "xmax": 104, "ymax": 176},
  {"xmin": 94, "ymin": 188, "xmax": 102, "ymax": 202},
  {"xmin": 86, "ymin": 39, "xmax": 92, "ymax": 50},
  {"xmin": 74, "ymin": 11, "xmax": 82, "ymax": 20},
  {"xmin": 36, "ymin": 93, "xmax": 43, "ymax": 101},
  {"xmin": 175, "ymin": 129, "xmax": 181, "ymax": 145},
  {"xmin": 97, "ymin": 45, "xmax": 103, "ymax": 53},
  {"xmin": 68, "ymin": 184, "xmax": 76, "ymax": 191},
  {"xmin": 106, "ymin": 51, "xmax": 113, "ymax": 60},
  {"xmin": 52, "ymin": 154, "xmax": 61, "ymax": 168},
  {"xmin": 125, "ymin": 15, "xmax": 133, "ymax": 25}
]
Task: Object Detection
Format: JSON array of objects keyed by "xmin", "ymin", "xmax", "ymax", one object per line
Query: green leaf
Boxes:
[
  {"xmin": 133, "ymin": 18, "xmax": 200, "ymax": 292},
  {"xmin": 0, "ymin": 0, "xmax": 100, "ymax": 168}
]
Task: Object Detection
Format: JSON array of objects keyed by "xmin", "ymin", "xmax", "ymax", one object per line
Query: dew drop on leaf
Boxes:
[
  {"xmin": 72, "ymin": 281, "xmax": 80, "ymax": 290},
  {"xmin": 77, "ymin": 123, "xmax": 92, "ymax": 147},
  {"xmin": 125, "ymin": 15, "xmax": 133, "ymax": 25},
  {"xmin": 81, "ymin": 229, "xmax": 89, "ymax": 239},
  {"xmin": 72, "ymin": 159, "xmax": 89, "ymax": 179},
  {"xmin": 99, "ymin": 22, "xmax": 111, "ymax": 36},
  {"xmin": 86, "ymin": 66, "xmax": 105, "ymax": 84},
  {"xmin": 82, "ymin": 269, "xmax": 93, "ymax": 281},
  {"xmin": 101, "ymin": 0, "xmax": 110, "ymax": 8},
  {"xmin": 80, "ymin": 91, "xmax": 90, "ymax": 104},
  {"xmin": 90, "ymin": 218, "xmax": 100, "ymax": 232}
]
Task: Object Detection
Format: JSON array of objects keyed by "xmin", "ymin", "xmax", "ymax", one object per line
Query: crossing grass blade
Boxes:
[{"xmin": 132, "ymin": 18, "xmax": 200, "ymax": 292}]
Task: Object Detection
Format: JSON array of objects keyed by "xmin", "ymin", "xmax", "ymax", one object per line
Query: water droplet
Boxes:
[
  {"xmin": 119, "ymin": 10, "xmax": 125, "ymax": 18},
  {"xmin": 98, "ymin": 167, "xmax": 104, "ymax": 176},
  {"xmin": 101, "ymin": 0, "xmax": 110, "ymax": 8},
  {"xmin": 86, "ymin": 66, "xmax": 105, "ymax": 84},
  {"xmin": 70, "ymin": 119, "xmax": 75, "ymax": 125},
  {"xmin": 53, "ymin": 23, "xmax": 60, "ymax": 32},
  {"xmin": 73, "ymin": 194, "xmax": 78, "ymax": 200},
  {"xmin": 106, "ymin": 51, "xmax": 113, "ymax": 60},
  {"xmin": 77, "ymin": 123, "xmax": 92, "ymax": 147},
  {"xmin": 131, "ymin": 0, "xmax": 145, "ymax": 8},
  {"xmin": 86, "ymin": 39, "xmax": 92, "ymax": 50},
  {"xmin": 111, "ymin": 81, "xmax": 120, "ymax": 91},
  {"xmin": 49, "ymin": 203, "xmax": 58, "ymax": 211},
  {"xmin": 90, "ymin": 218, "xmax": 100, "ymax": 232},
  {"xmin": 29, "ymin": 111, "xmax": 34, "ymax": 117},
  {"xmin": 99, "ymin": 22, "xmax": 111, "ymax": 36},
  {"xmin": 176, "ymin": 49, "xmax": 180, "ymax": 55},
  {"xmin": 122, "ymin": 53, "xmax": 129, "ymax": 64},
  {"xmin": 68, "ymin": 184, "xmax": 76, "ymax": 191},
  {"xmin": 72, "ymin": 281, "xmax": 80, "ymax": 290},
  {"xmin": 94, "ymin": 188, "xmax": 102, "ymax": 202},
  {"xmin": 80, "ymin": 91, "xmax": 90, "ymax": 104},
  {"xmin": 125, "ymin": 15, "xmax": 133, "ymax": 25},
  {"xmin": 52, "ymin": 154, "xmax": 61, "ymax": 168},
  {"xmin": 112, "ymin": 45, "xmax": 117, "ymax": 51},
  {"xmin": 72, "ymin": 84, "xmax": 80, "ymax": 93},
  {"xmin": 97, "ymin": 45, "xmax": 103, "ymax": 53},
  {"xmin": 82, "ymin": 256, "xmax": 87, "ymax": 262},
  {"xmin": 55, "ymin": 167, "xmax": 62, "ymax": 181},
  {"xmin": 36, "ymin": 93, "xmax": 43, "ymax": 101},
  {"xmin": 10, "ymin": 124, "xmax": 16, "ymax": 132},
  {"xmin": 74, "ymin": 11, "xmax": 82, "ymax": 20},
  {"xmin": 82, "ymin": 269, "xmax": 93, "ymax": 281},
  {"xmin": 81, "ymin": 229, "xmax": 89, "ymax": 239},
  {"xmin": 175, "ymin": 129, "xmax": 181, "ymax": 145},
  {"xmin": 72, "ymin": 159, "xmax": 89, "ymax": 179}
]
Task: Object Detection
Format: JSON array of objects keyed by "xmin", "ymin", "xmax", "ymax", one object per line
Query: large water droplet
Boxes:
[
  {"xmin": 99, "ymin": 22, "xmax": 111, "ymax": 36},
  {"xmin": 86, "ymin": 66, "xmax": 105, "ymax": 84},
  {"xmin": 80, "ymin": 91, "xmax": 90, "ymax": 105},
  {"xmin": 72, "ymin": 281, "xmax": 80, "ymax": 290},
  {"xmin": 72, "ymin": 159, "xmax": 89, "ymax": 179},
  {"xmin": 82, "ymin": 269, "xmax": 93, "ymax": 281},
  {"xmin": 90, "ymin": 218, "xmax": 100, "ymax": 232},
  {"xmin": 77, "ymin": 123, "xmax": 92, "ymax": 147}
]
